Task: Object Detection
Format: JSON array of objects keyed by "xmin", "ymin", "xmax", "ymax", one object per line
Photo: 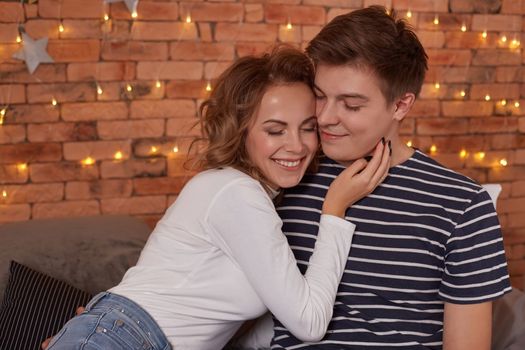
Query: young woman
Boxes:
[{"xmin": 45, "ymin": 47, "xmax": 390, "ymax": 350}]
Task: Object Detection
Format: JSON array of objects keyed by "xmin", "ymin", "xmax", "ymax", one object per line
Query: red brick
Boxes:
[
  {"xmin": 130, "ymin": 100, "xmax": 196, "ymax": 119},
  {"xmin": 327, "ymin": 8, "xmax": 355, "ymax": 22},
  {"xmin": 501, "ymin": 0, "xmax": 525, "ymax": 14},
  {"xmin": 166, "ymin": 118, "xmax": 200, "ymax": 137},
  {"xmin": 441, "ymin": 101, "xmax": 493, "ymax": 117},
  {"xmin": 7, "ymin": 104, "xmax": 58, "ymax": 124},
  {"xmin": 63, "ymin": 140, "xmax": 132, "ymax": 161},
  {"xmin": 98, "ymin": 119, "xmax": 165, "ymax": 140},
  {"xmin": 417, "ymin": 13, "xmax": 471, "ymax": 32},
  {"xmin": 427, "ymin": 49, "xmax": 471, "ymax": 66},
  {"xmin": 204, "ymin": 61, "xmax": 232, "ymax": 80},
  {"xmin": 417, "ymin": 30, "xmax": 446, "ymax": 48},
  {"xmin": 508, "ymin": 212, "xmax": 525, "ymax": 229},
  {"xmin": 302, "ymin": 25, "xmax": 322, "ymax": 42},
  {"xmin": 470, "ymin": 84, "xmax": 520, "ymax": 100},
  {"xmin": 24, "ymin": 19, "xmax": 59, "ymax": 40},
  {"xmin": 450, "ymin": 0, "xmax": 502, "ymax": 13},
  {"xmin": 167, "ymin": 157, "xmax": 197, "ymax": 178},
  {"xmin": 25, "ymin": 4, "xmax": 38, "ymax": 19},
  {"xmin": 27, "ymin": 83, "xmax": 95, "ymax": 103},
  {"xmin": 102, "ymin": 41, "xmax": 168, "ymax": 61},
  {"xmin": 33, "ymin": 200, "xmax": 100, "ymax": 219},
  {"xmin": 445, "ymin": 32, "xmax": 499, "ymax": 49},
  {"xmin": 496, "ymin": 66, "xmax": 522, "ymax": 83},
  {"xmin": 101, "ymin": 195, "xmax": 166, "ymax": 215},
  {"xmin": 0, "ymin": 125, "xmax": 25, "ymax": 144},
  {"xmin": 393, "ymin": 0, "xmax": 448, "ymax": 12},
  {"xmin": 0, "ymin": 44, "xmax": 19, "ymax": 62},
  {"xmin": 488, "ymin": 166, "xmax": 525, "ymax": 183},
  {"xmin": 0, "ymin": 63, "xmax": 66, "ymax": 83},
  {"xmin": 520, "ymin": 118, "xmax": 525, "ymax": 132},
  {"xmin": 44, "ymin": 0, "xmax": 103, "ymax": 18},
  {"xmin": 417, "ymin": 118, "xmax": 469, "ymax": 135},
  {"xmin": 511, "ymin": 180, "xmax": 525, "ymax": 197},
  {"xmin": 472, "ymin": 14, "xmax": 522, "ymax": 32},
  {"xmin": 30, "ymin": 162, "xmax": 99, "ymax": 182},
  {"xmin": 499, "ymin": 197, "xmax": 525, "ymax": 214},
  {"xmin": 278, "ymin": 25, "xmax": 302, "ymax": 43},
  {"xmin": 470, "ymin": 117, "xmax": 518, "ymax": 133},
  {"xmin": 473, "ymin": 49, "xmax": 522, "ymax": 66},
  {"xmin": 133, "ymin": 177, "xmax": 189, "ymax": 195},
  {"xmin": 170, "ymin": 42, "xmax": 234, "ymax": 61},
  {"xmin": 100, "ymin": 158, "xmax": 166, "ymax": 179},
  {"xmin": 47, "ymin": 39, "xmax": 100, "ymax": 62},
  {"xmin": 165, "ymin": 80, "xmax": 210, "ymax": 99},
  {"xmin": 66, "ymin": 179, "xmax": 133, "ymax": 200},
  {"xmin": 59, "ymin": 20, "xmax": 104, "ymax": 39},
  {"xmin": 180, "ymin": 2, "xmax": 243, "ymax": 22},
  {"xmin": 515, "ymin": 149, "xmax": 525, "ymax": 165},
  {"xmin": 490, "ymin": 134, "xmax": 525, "ymax": 150},
  {"xmin": 28, "ymin": 122, "xmax": 97, "ymax": 142},
  {"xmin": 67, "ymin": 62, "xmax": 136, "ymax": 82},
  {"xmin": 134, "ymin": 1, "xmax": 179, "ymax": 20},
  {"xmin": 0, "ymin": 23, "xmax": 20, "ymax": 43},
  {"xmin": 130, "ymin": 22, "xmax": 197, "ymax": 41},
  {"xmin": 134, "ymin": 138, "xmax": 195, "ymax": 158},
  {"xmin": 0, "ymin": 204, "xmax": 30, "ymax": 223},
  {"xmin": 0, "ymin": 143, "xmax": 61, "ymax": 164},
  {"xmin": 0, "ymin": 2, "xmax": 24, "ymax": 22},
  {"xmin": 245, "ymin": 4, "xmax": 263, "ymax": 22},
  {"xmin": 2, "ymin": 183, "xmax": 63, "ymax": 204},
  {"xmin": 216, "ymin": 23, "xmax": 278, "ymax": 42},
  {"xmin": 265, "ymin": 4, "xmax": 325, "ymax": 25},
  {"xmin": 306, "ymin": 0, "xmax": 361, "ymax": 6},
  {"xmin": 431, "ymin": 135, "xmax": 488, "ymax": 153},
  {"xmin": 0, "ymin": 84, "xmax": 25, "ymax": 104},
  {"xmin": 0, "ymin": 164, "xmax": 28, "ymax": 184},
  {"xmin": 137, "ymin": 61, "xmax": 203, "ymax": 80},
  {"xmin": 62, "ymin": 102, "xmax": 128, "ymax": 121},
  {"xmin": 198, "ymin": 23, "xmax": 213, "ymax": 42},
  {"xmin": 235, "ymin": 42, "xmax": 274, "ymax": 57}
]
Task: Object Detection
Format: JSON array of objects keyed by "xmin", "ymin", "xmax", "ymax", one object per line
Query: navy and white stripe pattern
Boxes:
[
  {"xmin": 272, "ymin": 150, "xmax": 511, "ymax": 349},
  {"xmin": 0, "ymin": 261, "xmax": 92, "ymax": 350}
]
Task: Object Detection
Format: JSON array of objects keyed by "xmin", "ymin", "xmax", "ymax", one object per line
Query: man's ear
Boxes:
[{"xmin": 392, "ymin": 93, "xmax": 416, "ymax": 121}]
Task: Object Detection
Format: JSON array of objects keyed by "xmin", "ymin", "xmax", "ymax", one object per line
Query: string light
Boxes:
[
  {"xmin": 286, "ymin": 18, "xmax": 293, "ymax": 30},
  {"xmin": 96, "ymin": 83, "xmax": 103, "ymax": 95},
  {"xmin": 156, "ymin": 80, "xmax": 162, "ymax": 89},
  {"xmin": 173, "ymin": 145, "xmax": 179, "ymax": 153},
  {"xmin": 58, "ymin": 20, "xmax": 65, "ymax": 33},
  {"xmin": 434, "ymin": 82, "xmax": 440, "ymax": 89},
  {"xmin": 406, "ymin": 10, "xmax": 412, "ymax": 19},
  {"xmin": 514, "ymin": 101, "xmax": 520, "ymax": 108},
  {"xmin": 104, "ymin": 13, "xmax": 110, "ymax": 21},
  {"xmin": 484, "ymin": 94, "xmax": 491, "ymax": 101},
  {"xmin": 185, "ymin": 14, "xmax": 192, "ymax": 23},
  {"xmin": 51, "ymin": 98, "xmax": 58, "ymax": 106},
  {"xmin": 460, "ymin": 90, "xmax": 466, "ymax": 97},
  {"xmin": 510, "ymin": 38, "xmax": 521, "ymax": 49},
  {"xmin": 114, "ymin": 151, "xmax": 123, "ymax": 160},
  {"xmin": 406, "ymin": 140, "xmax": 413, "ymax": 147},
  {"xmin": 482, "ymin": 30, "xmax": 487, "ymax": 39},
  {"xmin": 17, "ymin": 163, "xmax": 27, "ymax": 171},
  {"xmin": 500, "ymin": 99, "xmax": 507, "ymax": 106},
  {"xmin": 430, "ymin": 145, "xmax": 437, "ymax": 154},
  {"xmin": 459, "ymin": 149, "xmax": 468, "ymax": 159},
  {"xmin": 205, "ymin": 81, "xmax": 212, "ymax": 92},
  {"xmin": 126, "ymin": 84, "xmax": 133, "ymax": 92},
  {"xmin": 16, "ymin": 33, "xmax": 22, "ymax": 43},
  {"xmin": 81, "ymin": 157, "xmax": 95, "ymax": 166},
  {"xmin": 433, "ymin": 15, "xmax": 439, "ymax": 25},
  {"xmin": 2, "ymin": 190, "xmax": 7, "ymax": 199},
  {"xmin": 131, "ymin": 10, "xmax": 138, "ymax": 19},
  {"xmin": 150, "ymin": 146, "xmax": 158, "ymax": 154},
  {"xmin": 475, "ymin": 151, "xmax": 486, "ymax": 160},
  {"xmin": 0, "ymin": 108, "xmax": 6, "ymax": 125},
  {"xmin": 461, "ymin": 24, "xmax": 467, "ymax": 32},
  {"xmin": 499, "ymin": 158, "xmax": 508, "ymax": 167},
  {"xmin": 500, "ymin": 34, "xmax": 507, "ymax": 43}
]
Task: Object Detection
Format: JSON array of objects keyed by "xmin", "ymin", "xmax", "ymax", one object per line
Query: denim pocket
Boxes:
[
  {"xmin": 45, "ymin": 326, "xmax": 68, "ymax": 349},
  {"xmin": 103, "ymin": 311, "xmax": 154, "ymax": 350}
]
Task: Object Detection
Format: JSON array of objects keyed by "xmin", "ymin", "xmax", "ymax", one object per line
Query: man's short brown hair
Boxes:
[{"xmin": 306, "ymin": 5, "xmax": 428, "ymax": 104}]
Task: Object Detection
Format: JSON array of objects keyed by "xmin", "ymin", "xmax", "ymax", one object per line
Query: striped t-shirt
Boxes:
[{"xmin": 272, "ymin": 150, "xmax": 511, "ymax": 349}]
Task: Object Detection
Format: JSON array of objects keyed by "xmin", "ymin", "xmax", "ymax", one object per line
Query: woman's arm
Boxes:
[{"xmin": 443, "ymin": 301, "xmax": 492, "ymax": 350}]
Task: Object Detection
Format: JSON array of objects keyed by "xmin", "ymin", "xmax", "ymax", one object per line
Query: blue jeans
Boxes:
[{"xmin": 47, "ymin": 292, "xmax": 172, "ymax": 350}]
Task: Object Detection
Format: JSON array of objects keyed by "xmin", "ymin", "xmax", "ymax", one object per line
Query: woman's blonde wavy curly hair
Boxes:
[{"xmin": 190, "ymin": 45, "xmax": 315, "ymax": 189}]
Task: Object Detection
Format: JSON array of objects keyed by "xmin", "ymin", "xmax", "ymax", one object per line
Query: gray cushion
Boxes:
[
  {"xmin": 0, "ymin": 215, "xmax": 151, "ymax": 301},
  {"xmin": 492, "ymin": 288, "xmax": 525, "ymax": 350}
]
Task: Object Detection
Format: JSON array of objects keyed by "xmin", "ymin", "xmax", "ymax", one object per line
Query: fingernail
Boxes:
[
  {"xmin": 388, "ymin": 140, "xmax": 392, "ymax": 156},
  {"xmin": 381, "ymin": 137, "xmax": 385, "ymax": 145}
]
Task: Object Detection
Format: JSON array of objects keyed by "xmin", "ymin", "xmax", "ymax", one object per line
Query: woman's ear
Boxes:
[{"xmin": 392, "ymin": 93, "xmax": 416, "ymax": 121}]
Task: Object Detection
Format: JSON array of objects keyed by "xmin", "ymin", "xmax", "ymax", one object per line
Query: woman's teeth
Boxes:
[{"xmin": 274, "ymin": 159, "xmax": 300, "ymax": 167}]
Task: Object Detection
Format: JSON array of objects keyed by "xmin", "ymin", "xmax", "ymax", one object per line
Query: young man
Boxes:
[{"xmin": 271, "ymin": 6, "xmax": 511, "ymax": 350}]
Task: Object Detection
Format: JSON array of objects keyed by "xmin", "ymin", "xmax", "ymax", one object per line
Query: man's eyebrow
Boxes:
[{"xmin": 313, "ymin": 84, "xmax": 369, "ymax": 102}]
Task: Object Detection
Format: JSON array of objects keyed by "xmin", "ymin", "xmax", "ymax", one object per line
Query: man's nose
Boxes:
[{"xmin": 317, "ymin": 100, "xmax": 337, "ymax": 126}]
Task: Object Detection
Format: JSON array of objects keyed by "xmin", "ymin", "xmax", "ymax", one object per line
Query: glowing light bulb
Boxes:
[
  {"xmin": 430, "ymin": 145, "xmax": 437, "ymax": 154},
  {"xmin": 150, "ymin": 146, "xmax": 158, "ymax": 154},
  {"xmin": 186, "ymin": 14, "xmax": 192, "ymax": 23},
  {"xmin": 434, "ymin": 82, "xmax": 440, "ymax": 89},
  {"xmin": 459, "ymin": 149, "xmax": 467, "ymax": 159},
  {"xmin": 126, "ymin": 84, "xmax": 132, "ymax": 92},
  {"xmin": 131, "ymin": 10, "xmax": 138, "ymax": 18},
  {"xmin": 482, "ymin": 30, "xmax": 487, "ymax": 39},
  {"xmin": 501, "ymin": 35, "xmax": 507, "ymax": 43},
  {"xmin": 0, "ymin": 108, "xmax": 6, "ymax": 117},
  {"xmin": 500, "ymin": 99, "xmax": 507, "ymax": 106},
  {"xmin": 104, "ymin": 14, "xmax": 110, "ymax": 21},
  {"xmin": 433, "ymin": 15, "xmax": 439, "ymax": 25},
  {"xmin": 2, "ymin": 190, "xmax": 6, "ymax": 199},
  {"xmin": 59, "ymin": 21, "xmax": 64, "ymax": 33},
  {"xmin": 205, "ymin": 82, "xmax": 212, "ymax": 92},
  {"xmin": 475, "ymin": 152, "xmax": 485, "ymax": 160},
  {"xmin": 17, "ymin": 163, "xmax": 27, "ymax": 171},
  {"xmin": 286, "ymin": 18, "xmax": 293, "ymax": 30},
  {"xmin": 114, "ymin": 151, "xmax": 123, "ymax": 160},
  {"xmin": 499, "ymin": 158, "xmax": 508, "ymax": 166},
  {"xmin": 51, "ymin": 98, "xmax": 58, "ymax": 106},
  {"xmin": 16, "ymin": 34, "xmax": 22, "ymax": 43},
  {"xmin": 461, "ymin": 24, "xmax": 467, "ymax": 32},
  {"xmin": 460, "ymin": 90, "xmax": 466, "ymax": 97},
  {"xmin": 406, "ymin": 140, "xmax": 413, "ymax": 147},
  {"xmin": 406, "ymin": 10, "xmax": 412, "ymax": 19},
  {"xmin": 485, "ymin": 94, "xmax": 491, "ymax": 101},
  {"xmin": 510, "ymin": 39, "xmax": 520, "ymax": 48},
  {"xmin": 81, "ymin": 157, "xmax": 95, "ymax": 166},
  {"xmin": 97, "ymin": 84, "xmax": 103, "ymax": 95},
  {"xmin": 515, "ymin": 101, "xmax": 520, "ymax": 108},
  {"xmin": 173, "ymin": 145, "xmax": 179, "ymax": 153},
  {"xmin": 156, "ymin": 80, "xmax": 162, "ymax": 88}
]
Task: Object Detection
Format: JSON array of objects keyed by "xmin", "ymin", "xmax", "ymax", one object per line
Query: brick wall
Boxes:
[{"xmin": 0, "ymin": 0, "xmax": 524, "ymax": 289}]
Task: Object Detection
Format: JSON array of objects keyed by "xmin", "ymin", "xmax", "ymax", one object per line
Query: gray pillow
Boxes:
[{"xmin": 0, "ymin": 215, "xmax": 151, "ymax": 301}]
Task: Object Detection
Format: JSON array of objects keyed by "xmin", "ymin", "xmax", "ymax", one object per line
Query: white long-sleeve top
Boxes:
[{"xmin": 110, "ymin": 167, "xmax": 355, "ymax": 349}]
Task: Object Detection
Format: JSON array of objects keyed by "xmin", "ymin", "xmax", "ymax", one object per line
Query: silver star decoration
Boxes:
[
  {"xmin": 104, "ymin": 0, "xmax": 139, "ymax": 15},
  {"xmin": 12, "ymin": 33, "xmax": 54, "ymax": 74}
]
